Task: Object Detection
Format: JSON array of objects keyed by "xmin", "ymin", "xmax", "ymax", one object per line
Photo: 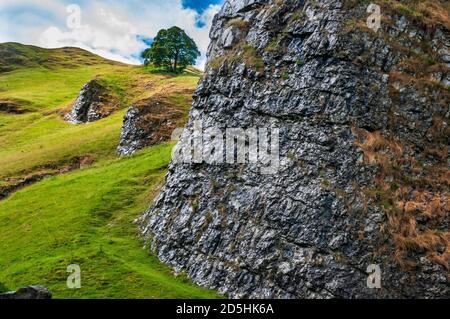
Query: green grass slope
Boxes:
[
  {"xmin": 0, "ymin": 42, "xmax": 114, "ymax": 73},
  {"xmin": 0, "ymin": 144, "xmax": 217, "ymax": 298},
  {"xmin": 0, "ymin": 43, "xmax": 200, "ymax": 180},
  {"xmin": 0, "ymin": 43, "xmax": 217, "ymax": 298}
]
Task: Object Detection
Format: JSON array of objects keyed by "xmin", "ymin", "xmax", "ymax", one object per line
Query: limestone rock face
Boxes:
[
  {"xmin": 117, "ymin": 106, "xmax": 144, "ymax": 157},
  {"xmin": 140, "ymin": 0, "xmax": 449, "ymax": 298},
  {"xmin": 65, "ymin": 80, "xmax": 117, "ymax": 124}
]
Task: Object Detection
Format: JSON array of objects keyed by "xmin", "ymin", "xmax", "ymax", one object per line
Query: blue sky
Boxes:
[
  {"xmin": 0, "ymin": 0, "xmax": 224, "ymax": 68},
  {"xmin": 182, "ymin": 0, "xmax": 223, "ymax": 12}
]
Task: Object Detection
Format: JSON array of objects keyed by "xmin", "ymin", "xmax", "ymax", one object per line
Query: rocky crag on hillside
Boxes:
[
  {"xmin": 65, "ymin": 79, "xmax": 119, "ymax": 124},
  {"xmin": 67, "ymin": 77, "xmax": 190, "ymax": 156},
  {"xmin": 117, "ymin": 96, "xmax": 185, "ymax": 156},
  {"xmin": 140, "ymin": 0, "xmax": 449, "ymax": 298}
]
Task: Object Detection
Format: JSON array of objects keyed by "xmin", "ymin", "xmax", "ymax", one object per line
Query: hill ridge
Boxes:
[{"xmin": 0, "ymin": 42, "xmax": 122, "ymax": 73}]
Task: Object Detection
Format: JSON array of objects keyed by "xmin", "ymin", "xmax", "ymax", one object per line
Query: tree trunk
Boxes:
[{"xmin": 173, "ymin": 51, "xmax": 179, "ymax": 73}]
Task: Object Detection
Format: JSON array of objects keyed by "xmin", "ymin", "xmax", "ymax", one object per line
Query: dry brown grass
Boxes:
[
  {"xmin": 414, "ymin": 1, "xmax": 450, "ymax": 30},
  {"xmin": 389, "ymin": 70, "xmax": 450, "ymax": 106},
  {"xmin": 381, "ymin": 0, "xmax": 450, "ymax": 31},
  {"xmin": 127, "ymin": 88, "xmax": 193, "ymax": 149},
  {"xmin": 353, "ymin": 128, "xmax": 450, "ymax": 270},
  {"xmin": 353, "ymin": 129, "xmax": 403, "ymax": 171},
  {"xmin": 227, "ymin": 18, "xmax": 250, "ymax": 31},
  {"xmin": 344, "ymin": 0, "xmax": 450, "ymax": 270},
  {"xmin": 394, "ymin": 55, "xmax": 450, "ymax": 86},
  {"xmin": 207, "ymin": 42, "xmax": 265, "ymax": 74}
]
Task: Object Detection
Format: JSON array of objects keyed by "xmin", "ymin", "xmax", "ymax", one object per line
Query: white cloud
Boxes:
[
  {"xmin": 39, "ymin": 5, "xmax": 146, "ymax": 64},
  {"xmin": 0, "ymin": 0, "xmax": 221, "ymax": 68}
]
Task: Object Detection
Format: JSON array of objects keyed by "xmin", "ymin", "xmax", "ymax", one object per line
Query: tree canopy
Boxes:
[{"xmin": 142, "ymin": 26, "xmax": 200, "ymax": 72}]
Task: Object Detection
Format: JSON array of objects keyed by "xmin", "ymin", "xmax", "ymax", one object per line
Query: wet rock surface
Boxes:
[
  {"xmin": 65, "ymin": 79, "xmax": 118, "ymax": 124},
  {"xmin": 140, "ymin": 0, "xmax": 449, "ymax": 298}
]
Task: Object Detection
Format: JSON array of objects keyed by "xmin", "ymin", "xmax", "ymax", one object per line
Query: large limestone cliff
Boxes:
[{"xmin": 140, "ymin": 0, "xmax": 449, "ymax": 298}]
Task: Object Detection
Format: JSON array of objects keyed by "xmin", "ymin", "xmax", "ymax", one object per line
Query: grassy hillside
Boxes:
[
  {"xmin": 0, "ymin": 144, "xmax": 217, "ymax": 298},
  {"xmin": 0, "ymin": 43, "xmax": 200, "ymax": 180},
  {"xmin": 0, "ymin": 42, "xmax": 114, "ymax": 73},
  {"xmin": 0, "ymin": 43, "xmax": 217, "ymax": 298}
]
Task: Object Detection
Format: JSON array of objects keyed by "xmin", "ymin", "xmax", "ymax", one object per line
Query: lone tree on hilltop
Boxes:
[{"xmin": 142, "ymin": 26, "xmax": 200, "ymax": 72}]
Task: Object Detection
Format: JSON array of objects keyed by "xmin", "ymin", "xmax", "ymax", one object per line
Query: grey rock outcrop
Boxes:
[
  {"xmin": 140, "ymin": 0, "xmax": 449, "ymax": 298},
  {"xmin": 0, "ymin": 285, "xmax": 52, "ymax": 299},
  {"xmin": 117, "ymin": 96, "xmax": 185, "ymax": 156},
  {"xmin": 65, "ymin": 80, "xmax": 117, "ymax": 124},
  {"xmin": 117, "ymin": 106, "xmax": 144, "ymax": 156}
]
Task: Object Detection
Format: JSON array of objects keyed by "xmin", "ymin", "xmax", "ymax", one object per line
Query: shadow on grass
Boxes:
[{"xmin": 142, "ymin": 65, "xmax": 202, "ymax": 77}]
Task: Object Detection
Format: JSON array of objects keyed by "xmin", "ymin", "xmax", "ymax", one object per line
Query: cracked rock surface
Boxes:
[{"xmin": 140, "ymin": 0, "xmax": 449, "ymax": 298}]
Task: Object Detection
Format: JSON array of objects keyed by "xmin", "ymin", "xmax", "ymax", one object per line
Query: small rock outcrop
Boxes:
[
  {"xmin": 140, "ymin": 0, "xmax": 449, "ymax": 298},
  {"xmin": 0, "ymin": 285, "xmax": 52, "ymax": 299},
  {"xmin": 65, "ymin": 80, "xmax": 118, "ymax": 124},
  {"xmin": 117, "ymin": 96, "xmax": 185, "ymax": 156}
]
